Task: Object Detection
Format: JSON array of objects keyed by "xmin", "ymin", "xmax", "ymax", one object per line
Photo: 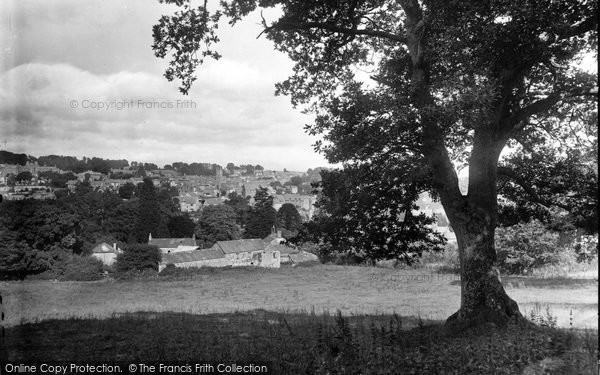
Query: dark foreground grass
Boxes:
[{"xmin": 2, "ymin": 310, "xmax": 597, "ymax": 374}]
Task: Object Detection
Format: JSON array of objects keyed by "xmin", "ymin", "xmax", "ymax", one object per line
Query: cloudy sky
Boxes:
[{"xmin": 0, "ymin": 0, "xmax": 329, "ymax": 171}]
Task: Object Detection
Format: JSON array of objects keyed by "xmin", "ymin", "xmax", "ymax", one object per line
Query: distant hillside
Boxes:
[{"xmin": 0, "ymin": 150, "xmax": 36, "ymax": 166}]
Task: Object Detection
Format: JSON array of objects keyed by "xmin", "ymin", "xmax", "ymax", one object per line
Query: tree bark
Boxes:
[{"xmin": 444, "ymin": 140, "xmax": 522, "ymax": 327}]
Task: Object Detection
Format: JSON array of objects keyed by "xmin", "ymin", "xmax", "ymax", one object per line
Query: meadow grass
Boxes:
[
  {"xmin": 1, "ymin": 264, "xmax": 597, "ymax": 373},
  {"xmin": 2, "ymin": 264, "xmax": 596, "ymax": 329}
]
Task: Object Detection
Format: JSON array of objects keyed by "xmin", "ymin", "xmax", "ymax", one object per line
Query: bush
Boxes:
[
  {"xmin": 495, "ymin": 220, "xmax": 562, "ymax": 275},
  {"xmin": 573, "ymin": 235, "xmax": 598, "ymax": 263},
  {"xmin": 417, "ymin": 243, "xmax": 460, "ymax": 273},
  {"xmin": 58, "ymin": 256, "xmax": 104, "ymax": 281},
  {"xmin": 25, "ymin": 255, "xmax": 104, "ymax": 281},
  {"xmin": 116, "ymin": 244, "xmax": 161, "ymax": 273},
  {"xmin": 113, "ymin": 268, "xmax": 159, "ymax": 280}
]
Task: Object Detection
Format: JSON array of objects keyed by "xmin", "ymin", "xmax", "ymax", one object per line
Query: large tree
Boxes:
[
  {"xmin": 243, "ymin": 187, "xmax": 278, "ymax": 238},
  {"xmin": 133, "ymin": 178, "xmax": 162, "ymax": 242},
  {"xmin": 153, "ymin": 0, "xmax": 598, "ymax": 326},
  {"xmin": 196, "ymin": 205, "xmax": 241, "ymax": 247}
]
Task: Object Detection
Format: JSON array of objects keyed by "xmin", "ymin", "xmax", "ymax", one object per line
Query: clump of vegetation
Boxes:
[
  {"xmin": 574, "ymin": 235, "xmax": 599, "ymax": 263},
  {"xmin": 55, "ymin": 255, "xmax": 104, "ymax": 281},
  {"xmin": 115, "ymin": 244, "xmax": 161, "ymax": 273},
  {"xmin": 158, "ymin": 264, "xmax": 221, "ymax": 280},
  {"xmin": 495, "ymin": 221, "xmax": 564, "ymax": 275},
  {"xmin": 26, "ymin": 255, "xmax": 104, "ymax": 281},
  {"xmin": 527, "ymin": 303, "xmax": 558, "ymax": 329},
  {"xmin": 416, "ymin": 243, "xmax": 460, "ymax": 274}
]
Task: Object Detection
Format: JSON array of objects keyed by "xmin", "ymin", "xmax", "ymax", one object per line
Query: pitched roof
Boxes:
[
  {"xmin": 161, "ymin": 248, "xmax": 224, "ymax": 264},
  {"xmin": 212, "ymin": 239, "xmax": 266, "ymax": 254},
  {"xmin": 92, "ymin": 242, "xmax": 119, "ymax": 254},
  {"xmin": 149, "ymin": 238, "xmax": 197, "ymax": 248}
]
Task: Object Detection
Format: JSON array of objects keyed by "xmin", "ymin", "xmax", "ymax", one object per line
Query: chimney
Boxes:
[
  {"xmin": 113, "ymin": 243, "xmax": 117, "ymax": 251},
  {"xmin": 277, "ymin": 230, "xmax": 282, "ymax": 238},
  {"xmin": 148, "ymin": 233, "xmax": 152, "ymax": 242}
]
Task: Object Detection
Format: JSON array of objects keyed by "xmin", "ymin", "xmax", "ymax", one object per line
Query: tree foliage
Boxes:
[
  {"xmin": 116, "ymin": 244, "xmax": 162, "ymax": 272},
  {"xmin": 196, "ymin": 205, "xmax": 240, "ymax": 247},
  {"xmin": 304, "ymin": 167, "xmax": 446, "ymax": 262},
  {"xmin": 495, "ymin": 220, "xmax": 563, "ymax": 275},
  {"xmin": 134, "ymin": 178, "xmax": 163, "ymax": 242},
  {"xmin": 277, "ymin": 203, "xmax": 302, "ymax": 233},
  {"xmin": 243, "ymin": 187, "xmax": 278, "ymax": 238},
  {"xmin": 224, "ymin": 191, "xmax": 251, "ymax": 226},
  {"xmin": 167, "ymin": 214, "xmax": 196, "ymax": 238}
]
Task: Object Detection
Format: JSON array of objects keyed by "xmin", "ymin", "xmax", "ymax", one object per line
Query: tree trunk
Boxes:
[
  {"xmin": 445, "ymin": 207, "xmax": 522, "ymax": 327},
  {"xmin": 443, "ymin": 142, "xmax": 522, "ymax": 327}
]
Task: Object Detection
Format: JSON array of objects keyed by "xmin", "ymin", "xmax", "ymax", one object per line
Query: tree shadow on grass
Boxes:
[{"xmin": 2, "ymin": 310, "xmax": 597, "ymax": 374}]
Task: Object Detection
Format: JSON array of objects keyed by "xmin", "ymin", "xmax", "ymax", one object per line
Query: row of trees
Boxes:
[
  {"xmin": 196, "ymin": 188, "xmax": 303, "ymax": 248},
  {"xmin": 0, "ymin": 178, "xmax": 304, "ymax": 279},
  {"xmin": 0, "ymin": 178, "xmax": 180, "ymax": 279}
]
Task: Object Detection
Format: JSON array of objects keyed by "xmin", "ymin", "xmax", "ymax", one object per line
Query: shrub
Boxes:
[
  {"xmin": 58, "ymin": 255, "xmax": 104, "ymax": 281},
  {"xmin": 25, "ymin": 255, "xmax": 104, "ymax": 281},
  {"xmin": 495, "ymin": 220, "xmax": 562, "ymax": 275},
  {"xmin": 417, "ymin": 243, "xmax": 460, "ymax": 273},
  {"xmin": 115, "ymin": 244, "xmax": 161, "ymax": 272},
  {"xmin": 573, "ymin": 235, "xmax": 599, "ymax": 263},
  {"xmin": 113, "ymin": 268, "xmax": 159, "ymax": 280}
]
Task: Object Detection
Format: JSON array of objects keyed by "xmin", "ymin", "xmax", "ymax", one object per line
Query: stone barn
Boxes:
[
  {"xmin": 158, "ymin": 239, "xmax": 281, "ymax": 271},
  {"xmin": 158, "ymin": 248, "xmax": 230, "ymax": 272},
  {"xmin": 210, "ymin": 239, "xmax": 280, "ymax": 268}
]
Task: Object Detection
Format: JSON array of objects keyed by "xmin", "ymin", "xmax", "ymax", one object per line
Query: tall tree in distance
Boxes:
[
  {"xmin": 196, "ymin": 205, "xmax": 241, "ymax": 247},
  {"xmin": 243, "ymin": 187, "xmax": 278, "ymax": 238},
  {"xmin": 134, "ymin": 178, "xmax": 161, "ymax": 243},
  {"xmin": 224, "ymin": 192, "xmax": 251, "ymax": 227},
  {"xmin": 277, "ymin": 203, "xmax": 302, "ymax": 236},
  {"xmin": 153, "ymin": 0, "xmax": 598, "ymax": 326}
]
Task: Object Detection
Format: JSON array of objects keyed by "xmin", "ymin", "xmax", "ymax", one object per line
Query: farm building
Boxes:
[
  {"xmin": 158, "ymin": 239, "xmax": 281, "ymax": 271},
  {"xmin": 91, "ymin": 242, "xmax": 122, "ymax": 266},
  {"xmin": 262, "ymin": 230, "xmax": 318, "ymax": 264},
  {"xmin": 159, "ymin": 248, "xmax": 230, "ymax": 271},
  {"xmin": 211, "ymin": 239, "xmax": 281, "ymax": 268},
  {"xmin": 148, "ymin": 233, "xmax": 198, "ymax": 253}
]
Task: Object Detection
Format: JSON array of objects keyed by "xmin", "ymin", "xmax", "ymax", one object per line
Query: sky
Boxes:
[{"xmin": 0, "ymin": 0, "xmax": 330, "ymax": 171}]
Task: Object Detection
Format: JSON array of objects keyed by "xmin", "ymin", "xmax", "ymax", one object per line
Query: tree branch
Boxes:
[
  {"xmin": 558, "ymin": 16, "xmax": 598, "ymax": 39},
  {"xmin": 509, "ymin": 87, "xmax": 598, "ymax": 130},
  {"xmin": 258, "ymin": 19, "xmax": 407, "ymax": 44},
  {"xmin": 497, "ymin": 166, "xmax": 571, "ymax": 211}
]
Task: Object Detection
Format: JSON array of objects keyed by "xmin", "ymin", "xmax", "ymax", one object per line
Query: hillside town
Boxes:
[{"xmin": 0, "ymin": 157, "xmax": 319, "ymax": 220}]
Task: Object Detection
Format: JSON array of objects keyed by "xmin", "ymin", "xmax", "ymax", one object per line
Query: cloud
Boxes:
[
  {"xmin": 0, "ymin": 1, "xmax": 330, "ymax": 170},
  {"xmin": 0, "ymin": 62, "xmax": 327, "ymax": 170}
]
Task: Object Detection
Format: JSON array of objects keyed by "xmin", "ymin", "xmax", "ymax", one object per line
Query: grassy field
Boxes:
[
  {"xmin": 2, "ymin": 264, "xmax": 597, "ymax": 328},
  {"xmin": 1, "ymin": 264, "xmax": 597, "ymax": 373}
]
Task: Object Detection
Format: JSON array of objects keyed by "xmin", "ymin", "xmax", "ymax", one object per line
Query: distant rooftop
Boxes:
[
  {"xmin": 161, "ymin": 248, "xmax": 223, "ymax": 264},
  {"xmin": 149, "ymin": 237, "xmax": 196, "ymax": 248},
  {"xmin": 212, "ymin": 239, "xmax": 266, "ymax": 254}
]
